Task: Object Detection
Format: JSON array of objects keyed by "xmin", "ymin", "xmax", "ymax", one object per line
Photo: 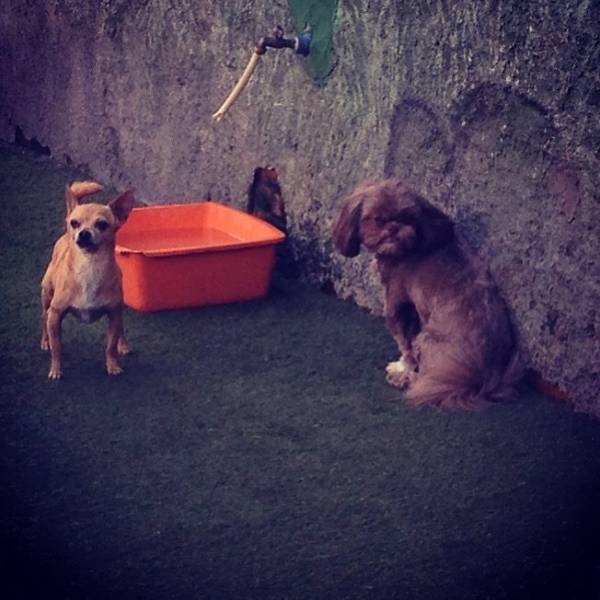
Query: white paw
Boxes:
[{"xmin": 386, "ymin": 357, "xmax": 409, "ymax": 376}]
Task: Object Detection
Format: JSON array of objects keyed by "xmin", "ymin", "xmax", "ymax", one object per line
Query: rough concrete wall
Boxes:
[{"xmin": 1, "ymin": 1, "xmax": 598, "ymax": 416}]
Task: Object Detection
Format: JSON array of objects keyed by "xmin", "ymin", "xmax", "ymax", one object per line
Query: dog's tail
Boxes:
[
  {"xmin": 69, "ymin": 181, "xmax": 104, "ymax": 200},
  {"xmin": 406, "ymin": 345, "xmax": 523, "ymax": 410}
]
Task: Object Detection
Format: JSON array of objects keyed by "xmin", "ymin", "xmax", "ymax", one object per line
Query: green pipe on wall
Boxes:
[{"xmin": 288, "ymin": 0, "xmax": 338, "ymax": 86}]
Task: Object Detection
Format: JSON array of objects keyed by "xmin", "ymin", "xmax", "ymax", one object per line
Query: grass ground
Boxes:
[{"xmin": 1, "ymin": 142, "xmax": 599, "ymax": 599}]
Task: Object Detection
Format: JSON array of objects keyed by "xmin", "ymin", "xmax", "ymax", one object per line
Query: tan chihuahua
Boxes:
[{"xmin": 41, "ymin": 181, "xmax": 135, "ymax": 379}]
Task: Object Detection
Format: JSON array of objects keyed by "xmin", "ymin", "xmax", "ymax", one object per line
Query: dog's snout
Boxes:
[{"xmin": 76, "ymin": 229, "xmax": 94, "ymax": 248}]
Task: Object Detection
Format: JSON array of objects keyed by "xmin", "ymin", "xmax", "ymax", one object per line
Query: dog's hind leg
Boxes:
[
  {"xmin": 117, "ymin": 332, "xmax": 131, "ymax": 356},
  {"xmin": 105, "ymin": 309, "xmax": 125, "ymax": 375},
  {"xmin": 40, "ymin": 286, "xmax": 52, "ymax": 351}
]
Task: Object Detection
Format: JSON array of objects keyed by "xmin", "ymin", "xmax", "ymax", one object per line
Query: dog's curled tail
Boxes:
[
  {"xmin": 406, "ymin": 347, "xmax": 523, "ymax": 410},
  {"xmin": 70, "ymin": 181, "xmax": 104, "ymax": 200}
]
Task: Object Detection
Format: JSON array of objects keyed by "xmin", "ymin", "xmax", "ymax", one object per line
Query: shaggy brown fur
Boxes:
[{"xmin": 332, "ymin": 178, "xmax": 522, "ymax": 409}]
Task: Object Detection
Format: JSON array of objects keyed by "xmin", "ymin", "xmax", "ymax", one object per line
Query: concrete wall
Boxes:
[{"xmin": 1, "ymin": 1, "xmax": 598, "ymax": 416}]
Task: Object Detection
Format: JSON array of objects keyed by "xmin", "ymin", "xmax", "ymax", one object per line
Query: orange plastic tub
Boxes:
[{"xmin": 115, "ymin": 202, "xmax": 285, "ymax": 311}]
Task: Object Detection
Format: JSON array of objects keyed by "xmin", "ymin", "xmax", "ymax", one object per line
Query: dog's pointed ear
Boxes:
[
  {"xmin": 65, "ymin": 181, "xmax": 104, "ymax": 215},
  {"xmin": 109, "ymin": 190, "xmax": 135, "ymax": 225},
  {"xmin": 65, "ymin": 183, "xmax": 79, "ymax": 215},
  {"xmin": 332, "ymin": 194, "xmax": 363, "ymax": 257},
  {"xmin": 412, "ymin": 197, "xmax": 454, "ymax": 252}
]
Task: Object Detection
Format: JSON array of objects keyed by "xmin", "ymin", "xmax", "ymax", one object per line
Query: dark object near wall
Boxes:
[
  {"xmin": 248, "ymin": 166, "xmax": 298, "ymax": 278},
  {"xmin": 15, "ymin": 126, "xmax": 50, "ymax": 157},
  {"xmin": 247, "ymin": 166, "xmax": 287, "ymax": 233}
]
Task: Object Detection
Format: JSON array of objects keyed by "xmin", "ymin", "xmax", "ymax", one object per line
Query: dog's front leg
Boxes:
[
  {"xmin": 384, "ymin": 300, "xmax": 419, "ymax": 388},
  {"xmin": 385, "ymin": 302, "xmax": 419, "ymax": 363},
  {"xmin": 106, "ymin": 308, "xmax": 125, "ymax": 375},
  {"xmin": 46, "ymin": 308, "xmax": 64, "ymax": 379}
]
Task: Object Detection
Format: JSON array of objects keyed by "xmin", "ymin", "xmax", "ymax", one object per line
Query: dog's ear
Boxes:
[
  {"xmin": 332, "ymin": 194, "xmax": 363, "ymax": 257},
  {"xmin": 65, "ymin": 181, "xmax": 104, "ymax": 215},
  {"xmin": 109, "ymin": 190, "xmax": 135, "ymax": 225},
  {"xmin": 65, "ymin": 183, "xmax": 79, "ymax": 215},
  {"xmin": 408, "ymin": 197, "xmax": 454, "ymax": 253}
]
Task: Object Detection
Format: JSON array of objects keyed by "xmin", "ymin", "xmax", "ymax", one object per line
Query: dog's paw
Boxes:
[
  {"xmin": 117, "ymin": 339, "xmax": 131, "ymax": 356},
  {"xmin": 41, "ymin": 339, "xmax": 50, "ymax": 351},
  {"xmin": 48, "ymin": 366, "xmax": 63, "ymax": 380},
  {"xmin": 385, "ymin": 358, "xmax": 414, "ymax": 389},
  {"xmin": 106, "ymin": 362, "xmax": 123, "ymax": 376},
  {"xmin": 386, "ymin": 359, "xmax": 408, "ymax": 376},
  {"xmin": 386, "ymin": 370, "xmax": 413, "ymax": 389}
]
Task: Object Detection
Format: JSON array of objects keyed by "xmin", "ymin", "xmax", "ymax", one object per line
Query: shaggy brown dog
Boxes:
[{"xmin": 332, "ymin": 178, "xmax": 522, "ymax": 409}]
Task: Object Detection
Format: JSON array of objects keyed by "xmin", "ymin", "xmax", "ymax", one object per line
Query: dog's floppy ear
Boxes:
[
  {"xmin": 332, "ymin": 194, "xmax": 363, "ymax": 257},
  {"xmin": 409, "ymin": 197, "xmax": 454, "ymax": 253},
  {"xmin": 109, "ymin": 190, "xmax": 135, "ymax": 225}
]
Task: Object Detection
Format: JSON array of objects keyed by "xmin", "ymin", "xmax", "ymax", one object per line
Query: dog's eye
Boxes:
[
  {"xmin": 95, "ymin": 220, "xmax": 109, "ymax": 231},
  {"xmin": 69, "ymin": 219, "xmax": 80, "ymax": 229}
]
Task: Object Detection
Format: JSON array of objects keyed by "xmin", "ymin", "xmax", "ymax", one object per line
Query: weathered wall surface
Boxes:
[{"xmin": 1, "ymin": 1, "xmax": 598, "ymax": 415}]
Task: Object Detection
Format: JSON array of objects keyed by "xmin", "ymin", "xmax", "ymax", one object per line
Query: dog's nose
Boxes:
[{"xmin": 77, "ymin": 229, "xmax": 92, "ymax": 245}]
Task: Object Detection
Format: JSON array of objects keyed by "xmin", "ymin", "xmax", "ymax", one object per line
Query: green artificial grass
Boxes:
[{"xmin": 1, "ymin": 142, "xmax": 599, "ymax": 599}]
